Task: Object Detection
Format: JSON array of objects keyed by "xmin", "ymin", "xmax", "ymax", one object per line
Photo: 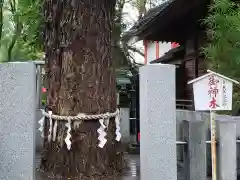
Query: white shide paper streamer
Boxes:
[
  {"xmin": 38, "ymin": 116, "xmax": 45, "ymax": 138},
  {"xmin": 65, "ymin": 119, "xmax": 72, "ymax": 150},
  {"xmin": 115, "ymin": 113, "xmax": 121, "ymax": 142},
  {"xmin": 97, "ymin": 119, "xmax": 107, "ymax": 148},
  {"xmin": 48, "ymin": 111, "xmax": 53, "ymax": 142}
]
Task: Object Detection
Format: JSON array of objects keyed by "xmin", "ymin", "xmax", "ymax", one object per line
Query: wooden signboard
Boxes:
[{"xmin": 188, "ymin": 70, "xmax": 239, "ymax": 180}]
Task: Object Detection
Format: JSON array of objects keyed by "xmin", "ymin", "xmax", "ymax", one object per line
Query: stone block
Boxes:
[
  {"xmin": 182, "ymin": 112, "xmax": 207, "ymax": 180},
  {"xmin": 139, "ymin": 64, "xmax": 176, "ymax": 180},
  {"xmin": 0, "ymin": 62, "xmax": 36, "ymax": 180},
  {"xmin": 36, "ymin": 109, "xmax": 43, "ymax": 152},
  {"xmin": 120, "ymin": 108, "xmax": 130, "ymax": 144},
  {"xmin": 216, "ymin": 116, "xmax": 237, "ymax": 180}
]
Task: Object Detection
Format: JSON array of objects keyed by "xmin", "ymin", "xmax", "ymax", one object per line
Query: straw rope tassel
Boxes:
[
  {"xmin": 48, "ymin": 111, "xmax": 53, "ymax": 142},
  {"xmin": 105, "ymin": 112, "xmax": 110, "ymax": 130},
  {"xmin": 52, "ymin": 120, "xmax": 58, "ymax": 142}
]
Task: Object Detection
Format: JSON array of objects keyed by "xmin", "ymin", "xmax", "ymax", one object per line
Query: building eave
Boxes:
[{"xmin": 187, "ymin": 70, "xmax": 239, "ymax": 85}]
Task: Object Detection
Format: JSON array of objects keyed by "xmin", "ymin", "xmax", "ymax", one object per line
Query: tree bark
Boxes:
[{"xmin": 41, "ymin": 0, "xmax": 125, "ymax": 178}]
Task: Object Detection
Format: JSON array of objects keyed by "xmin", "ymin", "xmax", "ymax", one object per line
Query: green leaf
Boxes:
[{"xmin": 203, "ymin": 0, "xmax": 240, "ymax": 114}]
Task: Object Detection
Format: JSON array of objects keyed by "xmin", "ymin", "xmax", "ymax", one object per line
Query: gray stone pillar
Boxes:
[
  {"xmin": 139, "ymin": 64, "xmax": 176, "ymax": 180},
  {"xmin": 36, "ymin": 64, "xmax": 42, "ymax": 109},
  {"xmin": 35, "ymin": 62, "xmax": 43, "ymax": 153},
  {"xmin": 217, "ymin": 116, "xmax": 237, "ymax": 180},
  {"xmin": 120, "ymin": 108, "xmax": 130, "ymax": 145},
  {"xmin": 0, "ymin": 62, "xmax": 36, "ymax": 180},
  {"xmin": 183, "ymin": 111, "xmax": 207, "ymax": 180},
  {"xmin": 36, "ymin": 109, "xmax": 43, "ymax": 152}
]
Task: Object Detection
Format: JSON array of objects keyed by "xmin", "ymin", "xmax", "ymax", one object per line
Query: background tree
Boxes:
[
  {"xmin": 0, "ymin": 0, "xmax": 145, "ymax": 66},
  {"xmin": 0, "ymin": 0, "xmax": 43, "ymax": 62},
  {"xmin": 113, "ymin": 0, "xmax": 143, "ymax": 74},
  {"xmin": 203, "ymin": 0, "xmax": 240, "ymax": 114}
]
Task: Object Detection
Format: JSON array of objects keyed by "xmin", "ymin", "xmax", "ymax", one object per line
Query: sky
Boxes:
[{"xmin": 122, "ymin": 2, "xmax": 144, "ymax": 64}]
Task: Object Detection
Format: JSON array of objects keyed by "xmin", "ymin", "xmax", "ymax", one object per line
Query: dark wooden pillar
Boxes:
[
  {"xmin": 197, "ymin": 30, "xmax": 208, "ymax": 76},
  {"xmin": 184, "ymin": 29, "xmax": 198, "ymax": 108}
]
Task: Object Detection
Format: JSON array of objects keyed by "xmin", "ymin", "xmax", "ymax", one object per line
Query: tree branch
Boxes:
[
  {"xmin": 129, "ymin": 54, "xmax": 143, "ymax": 66},
  {"xmin": 127, "ymin": 45, "xmax": 144, "ymax": 56},
  {"xmin": 0, "ymin": 0, "xmax": 4, "ymax": 42},
  {"xmin": 9, "ymin": 0, "xmax": 16, "ymax": 13},
  {"xmin": 7, "ymin": 0, "xmax": 23, "ymax": 61}
]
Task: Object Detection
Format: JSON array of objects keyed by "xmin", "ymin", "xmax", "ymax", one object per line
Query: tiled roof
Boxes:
[{"xmin": 122, "ymin": 0, "xmax": 176, "ymax": 41}]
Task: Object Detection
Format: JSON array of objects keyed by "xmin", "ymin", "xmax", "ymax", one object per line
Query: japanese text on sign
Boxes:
[
  {"xmin": 208, "ymin": 75, "xmax": 219, "ymax": 109},
  {"xmin": 222, "ymin": 80, "xmax": 228, "ymax": 107},
  {"xmin": 189, "ymin": 70, "xmax": 237, "ymax": 111}
]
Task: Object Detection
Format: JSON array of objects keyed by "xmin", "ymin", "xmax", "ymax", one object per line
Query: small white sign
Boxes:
[{"xmin": 188, "ymin": 70, "xmax": 239, "ymax": 111}]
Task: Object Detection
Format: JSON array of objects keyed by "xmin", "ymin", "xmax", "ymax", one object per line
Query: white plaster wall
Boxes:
[
  {"xmin": 146, "ymin": 41, "xmax": 173, "ymax": 64},
  {"xmin": 158, "ymin": 42, "xmax": 172, "ymax": 57},
  {"xmin": 146, "ymin": 41, "xmax": 156, "ymax": 64}
]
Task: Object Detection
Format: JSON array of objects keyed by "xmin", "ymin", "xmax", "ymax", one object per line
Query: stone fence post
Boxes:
[
  {"xmin": 216, "ymin": 115, "xmax": 237, "ymax": 180},
  {"xmin": 120, "ymin": 108, "xmax": 130, "ymax": 148},
  {"xmin": 182, "ymin": 111, "xmax": 207, "ymax": 180},
  {"xmin": 139, "ymin": 64, "xmax": 177, "ymax": 180},
  {"xmin": 0, "ymin": 62, "xmax": 36, "ymax": 180}
]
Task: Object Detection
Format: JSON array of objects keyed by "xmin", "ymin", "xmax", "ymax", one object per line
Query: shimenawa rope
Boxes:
[
  {"xmin": 41, "ymin": 109, "xmax": 119, "ymax": 121},
  {"xmin": 38, "ymin": 109, "xmax": 121, "ymax": 150}
]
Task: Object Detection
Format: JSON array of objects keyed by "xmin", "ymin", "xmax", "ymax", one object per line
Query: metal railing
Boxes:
[
  {"xmin": 176, "ymin": 140, "xmax": 240, "ymax": 145},
  {"xmin": 176, "ymin": 99, "xmax": 193, "ymax": 110}
]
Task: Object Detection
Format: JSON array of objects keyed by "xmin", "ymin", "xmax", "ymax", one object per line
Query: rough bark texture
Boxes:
[{"xmin": 41, "ymin": 0, "xmax": 125, "ymax": 178}]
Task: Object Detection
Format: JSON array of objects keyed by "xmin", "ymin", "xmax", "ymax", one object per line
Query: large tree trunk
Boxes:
[{"xmin": 41, "ymin": 0, "xmax": 125, "ymax": 178}]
